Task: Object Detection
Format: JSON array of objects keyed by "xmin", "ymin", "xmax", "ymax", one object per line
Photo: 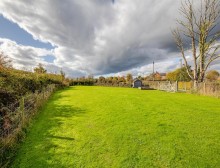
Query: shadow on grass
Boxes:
[
  {"xmin": 48, "ymin": 135, "xmax": 75, "ymax": 141},
  {"xmin": 11, "ymin": 90, "xmax": 86, "ymax": 168}
]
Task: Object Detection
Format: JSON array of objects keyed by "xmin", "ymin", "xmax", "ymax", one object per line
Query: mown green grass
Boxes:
[{"xmin": 12, "ymin": 86, "xmax": 220, "ymax": 168}]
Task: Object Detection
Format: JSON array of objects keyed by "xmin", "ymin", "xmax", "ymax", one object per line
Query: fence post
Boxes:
[
  {"xmin": 20, "ymin": 97, "xmax": 25, "ymax": 125},
  {"xmin": 176, "ymin": 81, "xmax": 178, "ymax": 92},
  {"xmin": 42, "ymin": 87, "xmax": 45, "ymax": 99},
  {"xmin": 35, "ymin": 91, "xmax": 39, "ymax": 108}
]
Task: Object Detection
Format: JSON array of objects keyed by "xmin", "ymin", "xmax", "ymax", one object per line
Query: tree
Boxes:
[
  {"xmin": 166, "ymin": 71, "xmax": 177, "ymax": 81},
  {"xmin": 126, "ymin": 73, "xmax": 133, "ymax": 83},
  {"xmin": 178, "ymin": 67, "xmax": 192, "ymax": 81},
  {"xmin": 34, "ymin": 63, "xmax": 47, "ymax": 74},
  {"xmin": 98, "ymin": 76, "xmax": 105, "ymax": 83},
  {"xmin": 206, "ymin": 70, "xmax": 220, "ymax": 81},
  {"xmin": 112, "ymin": 77, "xmax": 118, "ymax": 84},
  {"xmin": 118, "ymin": 76, "xmax": 126, "ymax": 82},
  {"xmin": 60, "ymin": 69, "xmax": 65, "ymax": 82},
  {"xmin": 166, "ymin": 67, "xmax": 192, "ymax": 81},
  {"xmin": 0, "ymin": 52, "xmax": 12, "ymax": 69},
  {"xmin": 172, "ymin": 0, "xmax": 220, "ymax": 87}
]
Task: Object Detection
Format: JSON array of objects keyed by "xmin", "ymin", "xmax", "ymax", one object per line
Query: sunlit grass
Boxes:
[{"xmin": 12, "ymin": 86, "xmax": 220, "ymax": 167}]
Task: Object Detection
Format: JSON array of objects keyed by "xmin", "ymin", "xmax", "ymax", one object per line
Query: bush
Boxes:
[{"xmin": 0, "ymin": 68, "xmax": 67, "ymax": 105}]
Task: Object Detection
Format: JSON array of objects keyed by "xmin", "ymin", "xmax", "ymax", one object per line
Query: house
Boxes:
[
  {"xmin": 160, "ymin": 73, "xmax": 167, "ymax": 80},
  {"xmin": 154, "ymin": 72, "xmax": 167, "ymax": 80},
  {"xmin": 133, "ymin": 79, "xmax": 142, "ymax": 88}
]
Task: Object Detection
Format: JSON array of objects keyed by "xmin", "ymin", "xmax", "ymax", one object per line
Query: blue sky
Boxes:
[
  {"xmin": 0, "ymin": 15, "xmax": 56, "ymax": 63},
  {"xmin": 0, "ymin": 15, "xmax": 53, "ymax": 49}
]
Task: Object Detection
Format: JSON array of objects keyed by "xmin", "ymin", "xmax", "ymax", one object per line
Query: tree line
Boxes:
[
  {"xmin": 69, "ymin": 67, "xmax": 219, "ymax": 87},
  {"xmin": 70, "ymin": 74, "xmax": 132, "ymax": 87}
]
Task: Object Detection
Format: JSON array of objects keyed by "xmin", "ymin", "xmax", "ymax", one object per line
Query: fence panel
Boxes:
[
  {"xmin": 143, "ymin": 81, "xmax": 220, "ymax": 96},
  {"xmin": 197, "ymin": 82, "xmax": 220, "ymax": 97},
  {"xmin": 178, "ymin": 82, "xmax": 192, "ymax": 92},
  {"xmin": 143, "ymin": 81, "xmax": 178, "ymax": 92},
  {"xmin": 0, "ymin": 84, "xmax": 57, "ymax": 167}
]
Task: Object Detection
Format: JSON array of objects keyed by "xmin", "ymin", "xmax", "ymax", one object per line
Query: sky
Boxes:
[{"xmin": 0, "ymin": 0, "xmax": 219, "ymax": 77}]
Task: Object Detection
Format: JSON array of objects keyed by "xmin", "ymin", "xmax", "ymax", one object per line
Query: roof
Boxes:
[
  {"xmin": 160, "ymin": 73, "xmax": 166, "ymax": 76},
  {"xmin": 133, "ymin": 79, "xmax": 142, "ymax": 82}
]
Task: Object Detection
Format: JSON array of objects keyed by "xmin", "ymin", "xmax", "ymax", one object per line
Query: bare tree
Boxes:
[
  {"xmin": 0, "ymin": 52, "xmax": 12, "ymax": 69},
  {"xmin": 172, "ymin": 0, "xmax": 220, "ymax": 87},
  {"xmin": 34, "ymin": 63, "xmax": 47, "ymax": 74}
]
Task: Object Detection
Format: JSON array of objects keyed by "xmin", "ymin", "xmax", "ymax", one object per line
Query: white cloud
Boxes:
[
  {"xmin": 0, "ymin": 0, "xmax": 219, "ymax": 77},
  {"xmin": 0, "ymin": 38, "xmax": 87, "ymax": 76},
  {"xmin": 0, "ymin": 38, "xmax": 52, "ymax": 69}
]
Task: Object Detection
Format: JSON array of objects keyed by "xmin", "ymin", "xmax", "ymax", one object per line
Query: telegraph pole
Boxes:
[{"xmin": 153, "ymin": 61, "xmax": 155, "ymax": 81}]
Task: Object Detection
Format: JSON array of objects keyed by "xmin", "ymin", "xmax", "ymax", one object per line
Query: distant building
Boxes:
[
  {"xmin": 133, "ymin": 79, "xmax": 142, "ymax": 88},
  {"xmin": 159, "ymin": 73, "xmax": 167, "ymax": 80},
  {"xmin": 154, "ymin": 72, "xmax": 167, "ymax": 80}
]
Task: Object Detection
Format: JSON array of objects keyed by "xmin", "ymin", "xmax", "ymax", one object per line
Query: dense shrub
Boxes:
[
  {"xmin": 0, "ymin": 68, "xmax": 67, "ymax": 106},
  {"xmin": 0, "ymin": 67, "xmax": 67, "ymax": 167}
]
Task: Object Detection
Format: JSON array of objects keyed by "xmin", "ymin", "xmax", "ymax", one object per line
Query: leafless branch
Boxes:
[
  {"xmin": 172, "ymin": 0, "xmax": 220, "ymax": 83},
  {"xmin": 0, "ymin": 52, "xmax": 12, "ymax": 69}
]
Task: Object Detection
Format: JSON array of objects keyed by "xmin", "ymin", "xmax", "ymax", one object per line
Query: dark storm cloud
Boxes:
[{"xmin": 0, "ymin": 0, "xmax": 219, "ymax": 76}]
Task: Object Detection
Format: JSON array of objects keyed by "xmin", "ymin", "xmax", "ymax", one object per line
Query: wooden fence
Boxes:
[
  {"xmin": 143, "ymin": 81, "xmax": 220, "ymax": 97},
  {"xmin": 0, "ymin": 84, "xmax": 57, "ymax": 167},
  {"xmin": 197, "ymin": 82, "xmax": 220, "ymax": 97},
  {"xmin": 143, "ymin": 81, "xmax": 178, "ymax": 92}
]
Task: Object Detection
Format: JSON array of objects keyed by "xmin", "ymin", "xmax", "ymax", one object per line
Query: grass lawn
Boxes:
[{"xmin": 12, "ymin": 86, "xmax": 220, "ymax": 168}]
